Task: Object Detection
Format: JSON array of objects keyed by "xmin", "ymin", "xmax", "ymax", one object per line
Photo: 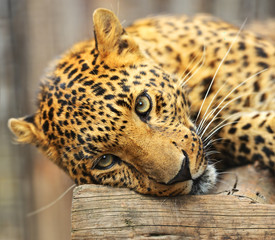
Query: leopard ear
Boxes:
[
  {"xmin": 93, "ymin": 8, "xmax": 144, "ymax": 65},
  {"xmin": 8, "ymin": 116, "xmax": 39, "ymax": 144}
]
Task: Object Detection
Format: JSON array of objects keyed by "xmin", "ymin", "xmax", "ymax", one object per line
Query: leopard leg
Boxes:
[{"xmin": 209, "ymin": 111, "xmax": 275, "ymax": 171}]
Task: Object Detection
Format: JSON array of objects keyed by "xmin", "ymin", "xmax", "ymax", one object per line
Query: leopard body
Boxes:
[{"xmin": 9, "ymin": 9, "xmax": 275, "ymax": 196}]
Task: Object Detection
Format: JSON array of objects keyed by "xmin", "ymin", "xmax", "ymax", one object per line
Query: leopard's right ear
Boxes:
[{"xmin": 8, "ymin": 116, "xmax": 39, "ymax": 144}]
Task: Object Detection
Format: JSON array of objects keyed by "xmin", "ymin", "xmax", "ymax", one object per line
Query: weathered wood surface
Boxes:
[{"xmin": 71, "ymin": 165, "xmax": 275, "ymax": 240}]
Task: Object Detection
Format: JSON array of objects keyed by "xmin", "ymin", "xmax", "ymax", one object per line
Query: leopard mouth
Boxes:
[{"xmin": 190, "ymin": 164, "xmax": 217, "ymax": 194}]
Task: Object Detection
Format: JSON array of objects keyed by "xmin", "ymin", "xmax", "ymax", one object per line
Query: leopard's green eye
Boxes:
[
  {"xmin": 135, "ymin": 93, "xmax": 152, "ymax": 117},
  {"xmin": 96, "ymin": 154, "xmax": 115, "ymax": 169}
]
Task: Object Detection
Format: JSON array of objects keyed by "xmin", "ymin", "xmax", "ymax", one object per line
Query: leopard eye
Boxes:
[
  {"xmin": 95, "ymin": 154, "xmax": 116, "ymax": 170},
  {"xmin": 135, "ymin": 93, "xmax": 152, "ymax": 117}
]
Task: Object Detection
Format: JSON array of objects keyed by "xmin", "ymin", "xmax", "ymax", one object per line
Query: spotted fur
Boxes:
[{"xmin": 9, "ymin": 9, "xmax": 275, "ymax": 196}]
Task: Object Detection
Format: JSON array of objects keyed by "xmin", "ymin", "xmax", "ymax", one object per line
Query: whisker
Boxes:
[
  {"xmin": 195, "ymin": 18, "xmax": 248, "ymax": 125},
  {"xmin": 181, "ymin": 44, "xmax": 206, "ymax": 86},
  {"xmin": 200, "ymin": 93, "xmax": 250, "ymax": 138},
  {"xmin": 205, "ymin": 150, "xmax": 220, "ymax": 156},
  {"xmin": 116, "ymin": 0, "xmax": 120, "ymax": 17},
  {"xmin": 179, "ymin": 47, "xmax": 203, "ymax": 85},
  {"xmin": 197, "ymin": 68, "xmax": 268, "ymax": 133},
  {"xmin": 203, "ymin": 139, "xmax": 214, "ymax": 150},
  {"xmin": 27, "ymin": 184, "xmax": 76, "ymax": 217},
  {"xmin": 203, "ymin": 137, "xmax": 224, "ymax": 148},
  {"xmin": 218, "ymin": 171, "xmax": 238, "ymax": 177},
  {"xmin": 203, "ymin": 120, "xmax": 240, "ymax": 144},
  {"xmin": 204, "ymin": 114, "xmax": 236, "ymax": 143},
  {"xmin": 211, "ymin": 159, "xmax": 223, "ymax": 167},
  {"xmin": 215, "ymin": 179, "xmax": 234, "ymax": 189},
  {"xmin": 198, "ymin": 113, "xmax": 225, "ymax": 136},
  {"xmin": 177, "ymin": 51, "xmax": 200, "ymax": 86},
  {"xmin": 201, "ymin": 103, "xmax": 241, "ymax": 138},
  {"xmin": 200, "ymin": 82, "xmax": 269, "ymax": 139}
]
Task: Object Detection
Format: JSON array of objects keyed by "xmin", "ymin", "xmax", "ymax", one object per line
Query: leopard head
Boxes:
[{"xmin": 8, "ymin": 9, "xmax": 216, "ymax": 196}]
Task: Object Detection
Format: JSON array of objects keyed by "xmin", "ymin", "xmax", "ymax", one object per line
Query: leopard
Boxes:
[{"xmin": 8, "ymin": 8, "xmax": 275, "ymax": 196}]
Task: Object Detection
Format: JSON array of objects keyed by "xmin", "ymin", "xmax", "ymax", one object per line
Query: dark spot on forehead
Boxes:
[
  {"xmin": 107, "ymin": 104, "xmax": 122, "ymax": 116},
  {"xmin": 165, "ymin": 45, "xmax": 173, "ymax": 52},
  {"xmin": 63, "ymin": 64, "xmax": 73, "ymax": 74},
  {"xmin": 255, "ymin": 135, "xmax": 265, "ymax": 144},
  {"xmin": 58, "ymin": 61, "xmax": 68, "ymax": 69},
  {"xmin": 255, "ymin": 47, "xmax": 268, "ymax": 58},
  {"xmin": 104, "ymin": 94, "xmax": 115, "ymax": 100},
  {"xmin": 239, "ymin": 135, "xmax": 249, "ymax": 142},
  {"xmin": 257, "ymin": 62, "xmax": 269, "ymax": 69},
  {"xmin": 228, "ymin": 127, "xmax": 237, "ymax": 134},
  {"xmin": 122, "ymin": 85, "xmax": 130, "ymax": 92},
  {"xmin": 262, "ymin": 146, "xmax": 275, "ymax": 158},
  {"xmin": 253, "ymin": 81, "xmax": 260, "ymax": 92},
  {"xmin": 242, "ymin": 123, "xmax": 251, "ymax": 130},
  {"xmin": 266, "ymin": 126, "xmax": 273, "ymax": 134},
  {"xmin": 110, "ymin": 75, "xmax": 119, "ymax": 80},
  {"xmin": 120, "ymin": 70, "xmax": 129, "ymax": 76},
  {"xmin": 238, "ymin": 41, "xmax": 246, "ymax": 50},
  {"xmin": 149, "ymin": 69, "xmax": 160, "ymax": 77},
  {"xmin": 42, "ymin": 120, "xmax": 49, "ymax": 134},
  {"xmin": 68, "ymin": 69, "xmax": 77, "ymax": 79},
  {"xmin": 81, "ymin": 63, "xmax": 89, "ymax": 71},
  {"xmin": 260, "ymin": 93, "xmax": 266, "ymax": 102}
]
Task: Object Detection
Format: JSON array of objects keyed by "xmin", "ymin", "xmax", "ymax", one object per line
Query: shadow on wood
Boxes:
[{"xmin": 71, "ymin": 165, "xmax": 275, "ymax": 239}]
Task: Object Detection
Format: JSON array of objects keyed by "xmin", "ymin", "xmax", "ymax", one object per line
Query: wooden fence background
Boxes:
[{"xmin": 1, "ymin": 0, "xmax": 274, "ymax": 240}]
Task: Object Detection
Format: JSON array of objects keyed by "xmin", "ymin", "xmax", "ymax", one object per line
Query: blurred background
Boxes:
[{"xmin": 1, "ymin": 0, "xmax": 274, "ymax": 239}]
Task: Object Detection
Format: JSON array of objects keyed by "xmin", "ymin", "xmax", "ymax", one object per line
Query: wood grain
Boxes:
[{"xmin": 71, "ymin": 165, "xmax": 275, "ymax": 240}]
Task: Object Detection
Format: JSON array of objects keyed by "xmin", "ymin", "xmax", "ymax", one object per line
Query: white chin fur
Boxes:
[{"xmin": 191, "ymin": 164, "xmax": 217, "ymax": 195}]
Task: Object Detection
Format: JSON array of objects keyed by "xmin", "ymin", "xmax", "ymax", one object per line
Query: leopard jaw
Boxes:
[{"xmin": 190, "ymin": 164, "xmax": 217, "ymax": 195}]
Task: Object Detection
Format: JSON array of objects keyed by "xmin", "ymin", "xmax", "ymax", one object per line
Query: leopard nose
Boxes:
[{"xmin": 167, "ymin": 150, "xmax": 192, "ymax": 185}]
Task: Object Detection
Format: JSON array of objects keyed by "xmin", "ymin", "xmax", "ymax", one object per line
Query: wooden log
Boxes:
[{"xmin": 71, "ymin": 165, "xmax": 275, "ymax": 239}]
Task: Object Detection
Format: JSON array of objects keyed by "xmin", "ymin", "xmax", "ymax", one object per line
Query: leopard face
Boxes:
[{"xmin": 8, "ymin": 9, "xmax": 218, "ymax": 196}]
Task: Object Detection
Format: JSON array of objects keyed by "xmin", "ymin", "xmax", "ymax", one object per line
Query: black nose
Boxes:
[{"xmin": 167, "ymin": 150, "xmax": 192, "ymax": 185}]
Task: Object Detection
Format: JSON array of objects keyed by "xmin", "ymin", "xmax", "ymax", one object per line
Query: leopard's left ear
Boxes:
[{"xmin": 93, "ymin": 8, "xmax": 144, "ymax": 65}]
